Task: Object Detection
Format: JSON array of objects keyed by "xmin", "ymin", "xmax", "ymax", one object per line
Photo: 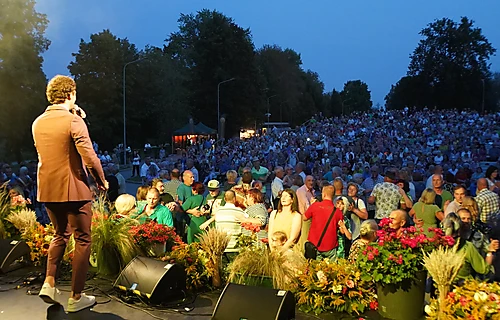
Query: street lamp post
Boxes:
[
  {"xmin": 217, "ymin": 77, "xmax": 235, "ymax": 140},
  {"xmin": 123, "ymin": 58, "xmax": 145, "ymax": 165},
  {"xmin": 481, "ymin": 79, "xmax": 485, "ymax": 114},
  {"xmin": 266, "ymin": 94, "xmax": 279, "ymax": 126}
]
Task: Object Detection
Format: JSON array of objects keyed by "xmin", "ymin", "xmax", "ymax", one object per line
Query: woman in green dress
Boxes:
[
  {"xmin": 182, "ymin": 182, "xmax": 207, "ymax": 244},
  {"xmin": 409, "ymin": 188, "xmax": 444, "ymax": 236}
]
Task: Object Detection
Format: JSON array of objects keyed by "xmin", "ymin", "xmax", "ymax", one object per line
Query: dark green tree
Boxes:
[
  {"xmin": 385, "ymin": 75, "xmax": 431, "ymax": 110},
  {"xmin": 0, "ymin": 0, "xmax": 50, "ymax": 161},
  {"xmin": 165, "ymin": 9, "xmax": 265, "ymax": 137},
  {"xmin": 68, "ymin": 30, "xmax": 139, "ymax": 151},
  {"xmin": 340, "ymin": 80, "xmax": 372, "ymax": 115},
  {"xmin": 329, "ymin": 89, "xmax": 343, "ymax": 116},
  {"xmin": 408, "ymin": 17, "xmax": 496, "ymax": 111}
]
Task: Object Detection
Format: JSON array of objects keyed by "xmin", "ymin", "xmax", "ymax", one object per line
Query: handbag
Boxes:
[{"xmin": 304, "ymin": 207, "xmax": 336, "ymax": 259}]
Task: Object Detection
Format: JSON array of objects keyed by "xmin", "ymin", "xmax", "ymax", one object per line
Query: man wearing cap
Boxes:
[
  {"xmin": 251, "ymin": 157, "xmax": 270, "ymax": 194},
  {"xmin": 204, "ymin": 180, "xmax": 226, "ymax": 216}
]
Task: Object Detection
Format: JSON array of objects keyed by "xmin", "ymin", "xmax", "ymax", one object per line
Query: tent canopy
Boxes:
[{"xmin": 173, "ymin": 122, "xmax": 216, "ymax": 135}]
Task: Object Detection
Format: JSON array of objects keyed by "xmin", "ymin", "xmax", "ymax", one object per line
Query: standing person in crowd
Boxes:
[
  {"xmin": 164, "ymin": 168, "xmax": 181, "ymax": 200},
  {"xmin": 388, "ymin": 209, "xmax": 410, "ymax": 237},
  {"xmin": 204, "ymin": 180, "xmax": 225, "ymax": 215},
  {"xmin": 282, "ymin": 165, "xmax": 294, "ymax": 189},
  {"xmin": 485, "ymin": 165, "xmax": 499, "ymax": 192},
  {"xmin": 268, "ymin": 189, "xmax": 302, "ymax": 253},
  {"xmin": 34, "ymin": 75, "xmax": 108, "ymax": 312},
  {"xmin": 223, "ymin": 170, "xmax": 238, "ymax": 191},
  {"xmin": 186, "ymin": 159, "xmax": 199, "ymax": 182},
  {"xmin": 368, "ymin": 170, "xmax": 406, "ymax": 222},
  {"xmin": 140, "ymin": 157, "xmax": 159, "ymax": 185},
  {"xmin": 361, "ymin": 166, "xmax": 384, "ymax": 219},
  {"xmin": 271, "ymin": 166, "xmax": 284, "ymax": 208},
  {"xmin": 296, "ymin": 175, "xmax": 316, "ymax": 253},
  {"xmin": 177, "ymin": 170, "xmax": 194, "ymax": 204},
  {"xmin": 409, "ymin": 189, "xmax": 444, "ymax": 236},
  {"xmin": 461, "ymin": 196, "xmax": 480, "ymax": 222},
  {"xmin": 152, "ymin": 178, "xmax": 174, "ymax": 205},
  {"xmin": 251, "ymin": 157, "xmax": 270, "ymax": 194},
  {"xmin": 457, "ymin": 208, "xmax": 498, "ymax": 258},
  {"xmin": 111, "ymin": 164, "xmax": 126, "ymax": 196},
  {"xmin": 346, "ymin": 182, "xmax": 368, "ymax": 241},
  {"xmin": 131, "ymin": 150, "xmax": 140, "ymax": 177},
  {"xmin": 444, "ymin": 185, "xmax": 467, "ymax": 217},
  {"xmin": 442, "ymin": 212, "xmax": 494, "ymax": 280},
  {"xmin": 431, "ymin": 174, "xmax": 453, "ymax": 210},
  {"xmin": 181, "ymin": 182, "xmax": 207, "ymax": 244},
  {"xmin": 475, "ymin": 178, "xmax": 500, "ymax": 224},
  {"xmin": 295, "ymin": 162, "xmax": 307, "ymax": 182},
  {"xmin": 303, "ymin": 185, "xmax": 345, "ymax": 261},
  {"xmin": 242, "ymin": 188, "xmax": 269, "ymax": 240}
]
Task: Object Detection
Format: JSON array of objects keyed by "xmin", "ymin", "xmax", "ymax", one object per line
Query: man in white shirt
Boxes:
[
  {"xmin": 271, "ymin": 166, "xmax": 284, "ymax": 208},
  {"xmin": 186, "ymin": 159, "xmax": 199, "ymax": 182},
  {"xmin": 140, "ymin": 157, "xmax": 160, "ymax": 184},
  {"xmin": 444, "ymin": 185, "xmax": 466, "ymax": 216}
]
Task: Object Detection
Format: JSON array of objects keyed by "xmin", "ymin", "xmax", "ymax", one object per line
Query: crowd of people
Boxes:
[
  {"xmin": 107, "ymin": 107, "xmax": 500, "ymax": 282},
  {"xmin": 4, "ymin": 105, "xmax": 500, "ymax": 288}
]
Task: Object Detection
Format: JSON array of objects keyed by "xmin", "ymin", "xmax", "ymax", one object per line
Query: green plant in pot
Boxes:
[
  {"xmin": 228, "ymin": 238, "xmax": 305, "ymax": 291},
  {"xmin": 356, "ymin": 217, "xmax": 455, "ymax": 320},
  {"xmin": 91, "ymin": 196, "xmax": 140, "ymax": 275}
]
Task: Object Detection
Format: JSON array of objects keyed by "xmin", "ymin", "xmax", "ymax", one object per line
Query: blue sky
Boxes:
[{"xmin": 36, "ymin": 0, "xmax": 500, "ymax": 106}]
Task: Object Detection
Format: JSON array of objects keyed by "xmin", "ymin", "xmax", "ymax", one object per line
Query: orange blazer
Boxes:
[{"xmin": 32, "ymin": 105, "xmax": 106, "ymax": 202}]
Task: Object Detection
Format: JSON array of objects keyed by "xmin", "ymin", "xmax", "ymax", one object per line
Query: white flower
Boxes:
[
  {"xmin": 424, "ymin": 305, "xmax": 435, "ymax": 315},
  {"xmin": 316, "ymin": 271, "xmax": 327, "ymax": 282},
  {"xmin": 474, "ymin": 291, "xmax": 488, "ymax": 302}
]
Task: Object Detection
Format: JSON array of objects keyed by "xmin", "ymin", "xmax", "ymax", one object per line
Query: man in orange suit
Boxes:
[{"xmin": 33, "ymin": 75, "xmax": 108, "ymax": 313}]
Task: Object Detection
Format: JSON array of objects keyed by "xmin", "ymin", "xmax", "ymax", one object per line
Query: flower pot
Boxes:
[
  {"xmin": 376, "ymin": 271, "xmax": 427, "ymax": 320},
  {"xmin": 233, "ymin": 274, "xmax": 274, "ymax": 288},
  {"xmin": 148, "ymin": 242, "xmax": 166, "ymax": 257}
]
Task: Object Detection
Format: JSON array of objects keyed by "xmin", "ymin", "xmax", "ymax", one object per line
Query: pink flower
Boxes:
[{"xmin": 367, "ymin": 253, "xmax": 374, "ymax": 261}]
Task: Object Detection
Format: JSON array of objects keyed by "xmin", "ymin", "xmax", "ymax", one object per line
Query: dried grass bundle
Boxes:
[
  {"xmin": 228, "ymin": 247, "xmax": 305, "ymax": 291},
  {"xmin": 198, "ymin": 228, "xmax": 230, "ymax": 287},
  {"xmin": 423, "ymin": 244, "xmax": 465, "ymax": 319},
  {"xmin": 6, "ymin": 208, "xmax": 38, "ymax": 236}
]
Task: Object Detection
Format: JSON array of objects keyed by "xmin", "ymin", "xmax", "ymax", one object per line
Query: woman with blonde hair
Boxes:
[
  {"xmin": 268, "ymin": 189, "xmax": 302, "ymax": 253},
  {"xmin": 409, "ymin": 188, "xmax": 444, "ymax": 236},
  {"xmin": 114, "ymin": 194, "xmax": 137, "ymax": 218},
  {"xmin": 461, "ymin": 196, "xmax": 479, "ymax": 222},
  {"xmin": 348, "ymin": 220, "xmax": 378, "ymax": 262}
]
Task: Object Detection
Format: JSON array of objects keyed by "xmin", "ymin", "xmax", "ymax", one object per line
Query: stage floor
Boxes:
[{"xmin": 0, "ymin": 267, "xmax": 400, "ymax": 320}]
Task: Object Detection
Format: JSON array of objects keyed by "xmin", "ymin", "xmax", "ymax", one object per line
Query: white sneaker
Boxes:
[
  {"xmin": 39, "ymin": 283, "xmax": 61, "ymax": 305},
  {"xmin": 67, "ymin": 293, "xmax": 96, "ymax": 313}
]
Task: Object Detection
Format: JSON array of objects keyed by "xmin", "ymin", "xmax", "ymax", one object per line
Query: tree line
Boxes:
[{"xmin": 0, "ymin": 1, "xmax": 499, "ymax": 160}]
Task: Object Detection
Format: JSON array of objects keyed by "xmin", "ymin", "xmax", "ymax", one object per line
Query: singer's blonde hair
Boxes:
[{"xmin": 46, "ymin": 75, "xmax": 76, "ymax": 104}]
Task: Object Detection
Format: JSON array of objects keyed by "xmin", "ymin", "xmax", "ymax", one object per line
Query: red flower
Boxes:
[
  {"xmin": 367, "ymin": 253, "xmax": 374, "ymax": 261},
  {"xmin": 370, "ymin": 301, "xmax": 378, "ymax": 310}
]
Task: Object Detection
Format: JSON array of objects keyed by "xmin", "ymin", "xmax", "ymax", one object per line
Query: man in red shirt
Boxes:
[{"xmin": 304, "ymin": 185, "xmax": 345, "ymax": 261}]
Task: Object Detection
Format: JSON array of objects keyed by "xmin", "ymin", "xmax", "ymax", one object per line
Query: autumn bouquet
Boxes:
[
  {"xmin": 235, "ymin": 222, "xmax": 266, "ymax": 248},
  {"xmin": 357, "ymin": 218, "xmax": 455, "ymax": 285},
  {"xmin": 295, "ymin": 258, "xmax": 378, "ymax": 315},
  {"xmin": 425, "ymin": 279, "xmax": 500, "ymax": 319},
  {"xmin": 23, "ymin": 223, "xmax": 55, "ymax": 266},
  {"xmin": 162, "ymin": 243, "xmax": 211, "ymax": 291}
]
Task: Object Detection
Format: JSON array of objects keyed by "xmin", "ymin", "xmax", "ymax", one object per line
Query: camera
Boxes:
[{"xmin": 202, "ymin": 204, "xmax": 210, "ymax": 212}]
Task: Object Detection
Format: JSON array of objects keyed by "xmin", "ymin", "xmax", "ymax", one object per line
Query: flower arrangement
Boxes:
[
  {"xmin": 162, "ymin": 243, "xmax": 211, "ymax": 291},
  {"xmin": 295, "ymin": 258, "xmax": 378, "ymax": 315},
  {"xmin": 91, "ymin": 196, "xmax": 140, "ymax": 275},
  {"xmin": 129, "ymin": 221, "xmax": 183, "ymax": 252},
  {"xmin": 23, "ymin": 223, "xmax": 54, "ymax": 266},
  {"xmin": 425, "ymin": 279, "xmax": 500, "ymax": 319},
  {"xmin": 357, "ymin": 218, "xmax": 455, "ymax": 285}
]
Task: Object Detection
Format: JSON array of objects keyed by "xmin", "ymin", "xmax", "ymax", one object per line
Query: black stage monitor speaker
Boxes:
[
  {"xmin": 212, "ymin": 283, "xmax": 296, "ymax": 320},
  {"xmin": 113, "ymin": 256, "xmax": 186, "ymax": 305},
  {"xmin": 0, "ymin": 239, "xmax": 30, "ymax": 273}
]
